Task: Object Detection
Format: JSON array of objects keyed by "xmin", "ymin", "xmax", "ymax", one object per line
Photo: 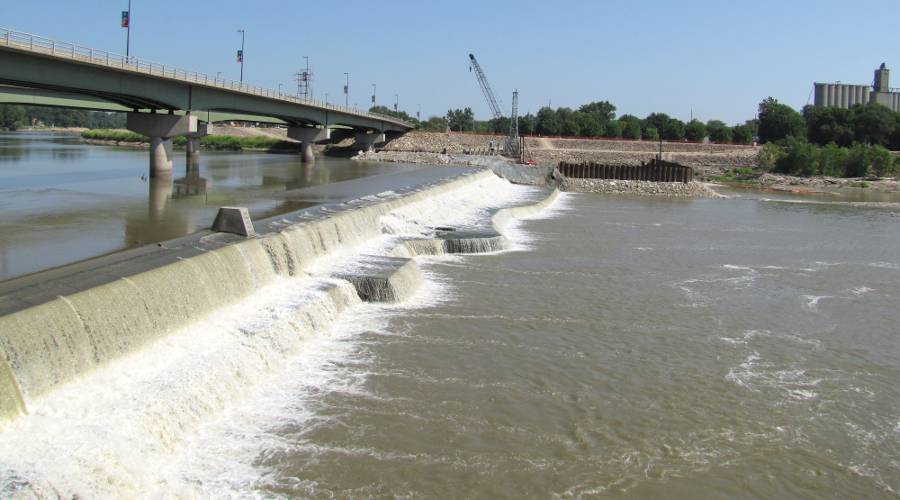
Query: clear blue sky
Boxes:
[{"xmin": 5, "ymin": 0, "xmax": 900, "ymax": 124}]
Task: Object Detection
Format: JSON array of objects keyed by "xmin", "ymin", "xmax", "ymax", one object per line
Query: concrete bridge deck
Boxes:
[{"xmin": 0, "ymin": 27, "xmax": 413, "ymax": 172}]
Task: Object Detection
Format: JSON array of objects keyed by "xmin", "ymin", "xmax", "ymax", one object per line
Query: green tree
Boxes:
[
  {"xmin": 851, "ymin": 103, "xmax": 895, "ymax": 146},
  {"xmin": 518, "ymin": 113, "xmax": 535, "ymax": 135},
  {"xmin": 870, "ymin": 145, "xmax": 895, "ymax": 176},
  {"xmin": 369, "ymin": 105, "xmax": 415, "ymax": 122},
  {"xmin": 603, "ymin": 120, "xmax": 622, "ymax": 138},
  {"xmin": 818, "ymin": 143, "xmax": 847, "ymax": 177},
  {"xmin": 803, "ymin": 105, "xmax": 852, "ymax": 146},
  {"xmin": 843, "ymin": 143, "xmax": 872, "ymax": 177},
  {"xmin": 661, "ymin": 118, "xmax": 685, "ymax": 141},
  {"xmin": 685, "ymin": 119, "xmax": 707, "ymax": 142},
  {"xmin": 757, "ymin": 97, "xmax": 805, "ymax": 143},
  {"xmin": 642, "ymin": 126, "xmax": 659, "ymax": 141},
  {"xmin": 619, "ymin": 115, "xmax": 642, "ymax": 140},
  {"xmin": 774, "ymin": 136, "xmax": 817, "ymax": 176},
  {"xmin": 446, "ymin": 107, "xmax": 475, "ymax": 132},
  {"xmin": 535, "ymin": 107, "xmax": 560, "ymax": 135},
  {"xmin": 0, "ymin": 105, "xmax": 27, "ymax": 130},
  {"xmin": 488, "ymin": 116, "xmax": 510, "ymax": 134},
  {"xmin": 732, "ymin": 124, "xmax": 753, "ymax": 144},
  {"xmin": 473, "ymin": 120, "xmax": 492, "ymax": 133},
  {"xmin": 556, "ymin": 107, "xmax": 580, "ymax": 136},
  {"xmin": 420, "ymin": 116, "xmax": 448, "ymax": 132},
  {"xmin": 756, "ymin": 142, "xmax": 783, "ymax": 171},
  {"xmin": 575, "ymin": 112, "xmax": 603, "ymax": 137},
  {"xmin": 706, "ymin": 120, "xmax": 732, "ymax": 143},
  {"xmin": 578, "ymin": 101, "xmax": 616, "ymax": 122},
  {"xmin": 643, "ymin": 113, "xmax": 671, "ymax": 134},
  {"xmin": 744, "ymin": 118, "xmax": 760, "ymax": 137}
]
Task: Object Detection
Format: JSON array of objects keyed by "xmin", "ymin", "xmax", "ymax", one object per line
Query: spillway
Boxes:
[{"xmin": 0, "ymin": 168, "xmax": 561, "ymax": 497}]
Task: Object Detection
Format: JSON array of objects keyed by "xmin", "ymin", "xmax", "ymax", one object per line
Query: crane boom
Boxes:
[{"xmin": 468, "ymin": 53, "xmax": 504, "ymax": 120}]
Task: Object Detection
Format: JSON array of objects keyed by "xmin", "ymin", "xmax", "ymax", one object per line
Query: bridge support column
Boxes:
[
  {"xmin": 185, "ymin": 123, "xmax": 212, "ymax": 168},
  {"xmin": 354, "ymin": 131, "xmax": 386, "ymax": 153},
  {"xmin": 149, "ymin": 137, "xmax": 174, "ymax": 177},
  {"xmin": 127, "ymin": 113, "xmax": 198, "ymax": 178},
  {"xmin": 288, "ymin": 126, "xmax": 330, "ymax": 163}
]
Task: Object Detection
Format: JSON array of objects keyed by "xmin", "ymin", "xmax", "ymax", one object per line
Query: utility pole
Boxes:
[
  {"xmin": 417, "ymin": 104, "xmax": 421, "ymax": 120},
  {"xmin": 295, "ymin": 58, "xmax": 312, "ymax": 100},
  {"xmin": 371, "ymin": 83, "xmax": 376, "ymax": 107},
  {"xmin": 343, "ymin": 72, "xmax": 349, "ymax": 108},
  {"xmin": 237, "ymin": 29, "xmax": 245, "ymax": 83},
  {"xmin": 121, "ymin": 0, "xmax": 132, "ymax": 60}
]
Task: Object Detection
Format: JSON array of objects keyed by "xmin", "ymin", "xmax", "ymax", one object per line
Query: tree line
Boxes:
[
  {"xmin": 393, "ymin": 101, "xmax": 755, "ymax": 144},
  {"xmin": 0, "ymin": 105, "xmax": 126, "ymax": 130},
  {"xmin": 755, "ymin": 98, "xmax": 900, "ymax": 177}
]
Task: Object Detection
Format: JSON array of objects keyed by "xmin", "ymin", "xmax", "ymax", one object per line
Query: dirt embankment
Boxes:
[
  {"xmin": 380, "ymin": 132, "xmax": 758, "ymax": 175},
  {"xmin": 721, "ymin": 172, "xmax": 900, "ymax": 195}
]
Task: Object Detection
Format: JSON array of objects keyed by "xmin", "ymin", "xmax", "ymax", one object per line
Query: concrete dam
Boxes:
[{"xmin": 0, "ymin": 168, "xmax": 561, "ymax": 496}]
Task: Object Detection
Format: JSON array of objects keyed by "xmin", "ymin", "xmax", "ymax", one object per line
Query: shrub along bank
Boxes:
[
  {"xmin": 81, "ymin": 129, "xmax": 299, "ymax": 152},
  {"xmin": 757, "ymin": 137, "xmax": 898, "ymax": 178}
]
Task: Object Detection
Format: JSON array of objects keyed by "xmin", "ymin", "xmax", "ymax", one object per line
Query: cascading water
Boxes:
[{"xmin": 0, "ymin": 169, "xmax": 562, "ymax": 497}]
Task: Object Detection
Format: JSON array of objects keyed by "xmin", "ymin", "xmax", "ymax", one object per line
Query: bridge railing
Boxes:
[{"xmin": 0, "ymin": 26, "xmax": 412, "ymax": 128}]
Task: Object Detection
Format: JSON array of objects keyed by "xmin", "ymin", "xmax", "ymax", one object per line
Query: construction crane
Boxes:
[
  {"xmin": 468, "ymin": 53, "xmax": 504, "ymax": 120},
  {"xmin": 468, "ymin": 53, "xmax": 520, "ymax": 159}
]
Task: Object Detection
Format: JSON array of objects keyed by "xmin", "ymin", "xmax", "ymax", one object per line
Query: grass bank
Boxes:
[{"xmin": 81, "ymin": 129, "xmax": 299, "ymax": 152}]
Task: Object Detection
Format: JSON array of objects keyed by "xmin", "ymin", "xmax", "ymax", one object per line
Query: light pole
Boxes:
[
  {"xmin": 417, "ymin": 104, "xmax": 421, "ymax": 120},
  {"xmin": 394, "ymin": 94, "xmax": 399, "ymax": 112},
  {"xmin": 343, "ymin": 72, "xmax": 349, "ymax": 108},
  {"xmin": 325, "ymin": 93, "xmax": 329, "ymax": 105},
  {"xmin": 303, "ymin": 56, "xmax": 310, "ymax": 99},
  {"xmin": 216, "ymin": 71, "xmax": 222, "ymax": 84},
  {"xmin": 371, "ymin": 83, "xmax": 376, "ymax": 107},
  {"xmin": 121, "ymin": 0, "xmax": 132, "ymax": 60},
  {"xmin": 237, "ymin": 29, "xmax": 245, "ymax": 83},
  {"xmin": 278, "ymin": 83, "xmax": 283, "ymax": 96}
]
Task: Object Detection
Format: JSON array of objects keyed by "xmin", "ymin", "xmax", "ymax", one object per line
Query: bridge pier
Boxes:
[
  {"xmin": 354, "ymin": 131, "xmax": 386, "ymax": 153},
  {"xmin": 126, "ymin": 113, "xmax": 198, "ymax": 177},
  {"xmin": 287, "ymin": 126, "xmax": 330, "ymax": 163},
  {"xmin": 185, "ymin": 123, "xmax": 212, "ymax": 167},
  {"xmin": 149, "ymin": 137, "xmax": 174, "ymax": 177}
]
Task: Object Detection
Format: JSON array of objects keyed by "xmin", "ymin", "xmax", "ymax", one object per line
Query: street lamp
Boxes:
[
  {"xmin": 417, "ymin": 104, "xmax": 421, "ymax": 120},
  {"xmin": 325, "ymin": 93, "xmax": 329, "ymax": 105},
  {"xmin": 237, "ymin": 29, "xmax": 245, "ymax": 83},
  {"xmin": 394, "ymin": 94, "xmax": 399, "ymax": 112},
  {"xmin": 371, "ymin": 83, "xmax": 376, "ymax": 107},
  {"xmin": 343, "ymin": 72, "xmax": 349, "ymax": 108},
  {"xmin": 121, "ymin": 0, "xmax": 132, "ymax": 60},
  {"xmin": 278, "ymin": 83, "xmax": 283, "ymax": 96},
  {"xmin": 216, "ymin": 71, "xmax": 222, "ymax": 84}
]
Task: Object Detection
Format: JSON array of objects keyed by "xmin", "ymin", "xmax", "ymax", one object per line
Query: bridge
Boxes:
[{"xmin": 0, "ymin": 27, "xmax": 414, "ymax": 176}]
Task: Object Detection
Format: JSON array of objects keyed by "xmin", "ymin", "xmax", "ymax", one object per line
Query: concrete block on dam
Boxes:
[{"xmin": 212, "ymin": 207, "xmax": 255, "ymax": 237}]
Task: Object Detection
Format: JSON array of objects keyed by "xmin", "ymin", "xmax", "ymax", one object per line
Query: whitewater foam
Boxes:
[{"xmin": 0, "ymin": 170, "xmax": 565, "ymax": 497}]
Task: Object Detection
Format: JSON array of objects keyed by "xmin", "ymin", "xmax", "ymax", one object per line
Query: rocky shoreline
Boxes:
[
  {"xmin": 559, "ymin": 178, "xmax": 721, "ymax": 197},
  {"xmin": 715, "ymin": 171, "xmax": 900, "ymax": 195}
]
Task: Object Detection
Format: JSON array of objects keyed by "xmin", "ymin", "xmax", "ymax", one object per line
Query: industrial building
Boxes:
[{"xmin": 814, "ymin": 64, "xmax": 900, "ymax": 111}]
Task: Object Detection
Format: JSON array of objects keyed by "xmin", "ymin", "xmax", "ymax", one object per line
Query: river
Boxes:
[
  {"xmin": 0, "ymin": 132, "xmax": 420, "ymax": 280},
  {"xmin": 1, "ymin": 134, "xmax": 899, "ymax": 498}
]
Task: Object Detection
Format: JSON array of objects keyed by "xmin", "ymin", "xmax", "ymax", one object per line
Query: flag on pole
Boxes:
[
  {"xmin": 371, "ymin": 95, "xmax": 375, "ymax": 103},
  {"xmin": 121, "ymin": 11, "xmax": 130, "ymax": 28},
  {"xmin": 343, "ymin": 85, "xmax": 348, "ymax": 95},
  {"xmin": 236, "ymin": 50, "xmax": 243, "ymax": 63}
]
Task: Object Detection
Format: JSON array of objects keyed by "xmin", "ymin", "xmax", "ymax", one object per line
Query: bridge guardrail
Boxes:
[{"xmin": 0, "ymin": 26, "xmax": 412, "ymax": 128}]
